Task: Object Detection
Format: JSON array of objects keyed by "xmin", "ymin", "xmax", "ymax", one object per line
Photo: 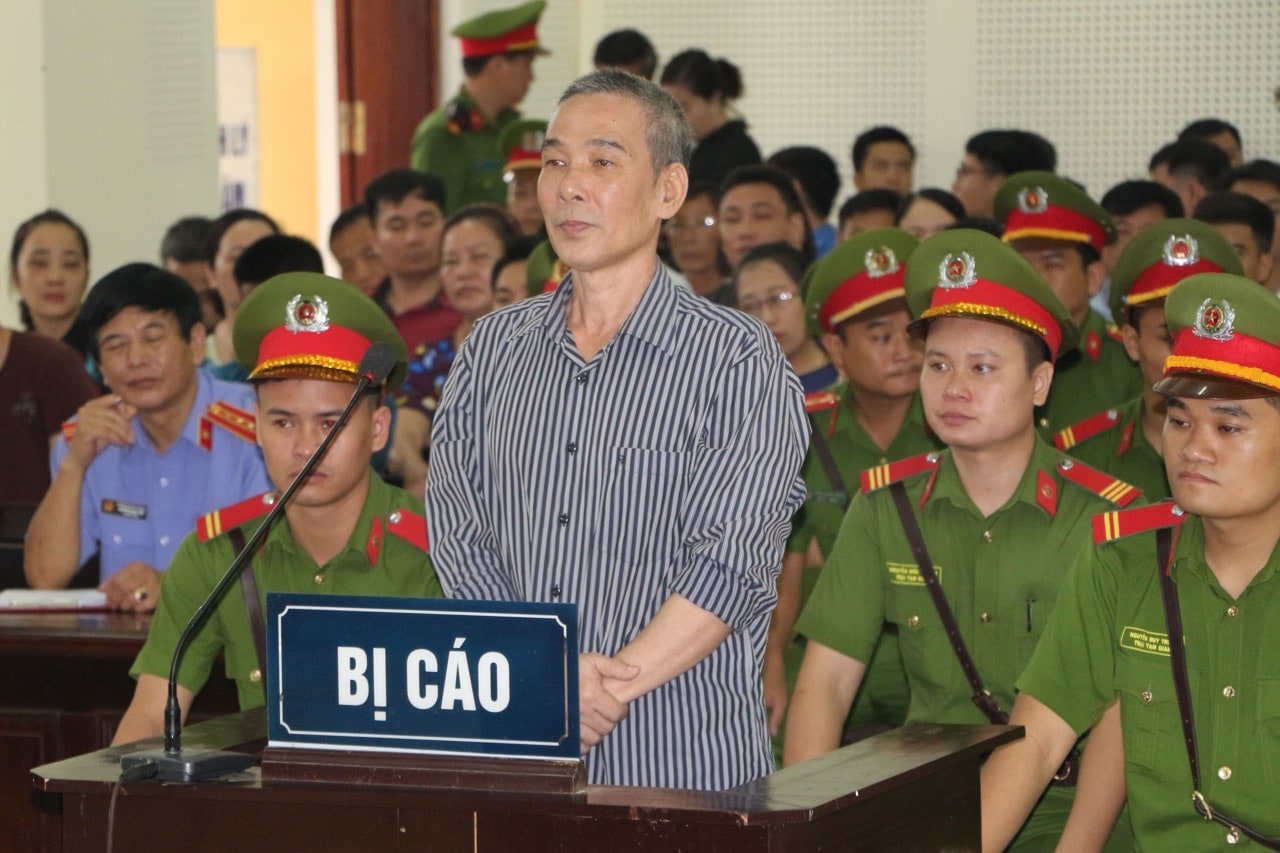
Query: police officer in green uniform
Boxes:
[
  {"xmin": 982, "ymin": 273, "xmax": 1280, "ymax": 851},
  {"xmin": 112, "ymin": 272, "xmax": 442, "ymax": 745},
  {"xmin": 409, "ymin": 0, "xmax": 548, "ymax": 212},
  {"xmin": 501, "ymin": 118, "xmax": 548, "ymax": 237},
  {"xmin": 766, "ymin": 229, "xmax": 941, "ymax": 756},
  {"xmin": 995, "ymin": 171, "xmax": 1144, "ymax": 433},
  {"xmin": 1054, "ymin": 219, "xmax": 1244, "ymax": 500},
  {"xmin": 786, "ymin": 229, "xmax": 1140, "ymax": 850}
]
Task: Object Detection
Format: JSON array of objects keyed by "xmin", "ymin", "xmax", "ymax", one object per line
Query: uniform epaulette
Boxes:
[
  {"xmin": 197, "ymin": 492, "xmax": 277, "ymax": 542},
  {"xmin": 861, "ymin": 451, "xmax": 941, "ymax": 493},
  {"xmin": 1093, "ymin": 501, "xmax": 1186, "ymax": 544},
  {"xmin": 202, "ymin": 401, "xmax": 257, "ymax": 446},
  {"xmin": 1106, "ymin": 324, "xmax": 1125, "ymax": 344},
  {"xmin": 1056, "ymin": 458, "xmax": 1141, "ymax": 507},
  {"xmin": 386, "ymin": 508, "xmax": 429, "ymax": 552},
  {"xmin": 1054, "ymin": 408, "xmax": 1122, "ymax": 451},
  {"xmin": 804, "ymin": 390, "xmax": 839, "ymax": 414}
]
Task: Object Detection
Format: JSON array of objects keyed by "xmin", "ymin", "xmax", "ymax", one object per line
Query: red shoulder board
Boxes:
[
  {"xmin": 1084, "ymin": 329, "xmax": 1103, "ymax": 362},
  {"xmin": 861, "ymin": 451, "xmax": 941, "ymax": 493},
  {"xmin": 61, "ymin": 418, "xmax": 77, "ymax": 444},
  {"xmin": 197, "ymin": 492, "xmax": 277, "ymax": 542},
  {"xmin": 386, "ymin": 509, "xmax": 429, "ymax": 552},
  {"xmin": 1056, "ymin": 458, "xmax": 1140, "ymax": 507},
  {"xmin": 804, "ymin": 390, "xmax": 839, "ymax": 414},
  {"xmin": 1053, "ymin": 408, "xmax": 1121, "ymax": 451},
  {"xmin": 203, "ymin": 401, "xmax": 257, "ymax": 445},
  {"xmin": 1117, "ymin": 421, "xmax": 1135, "ymax": 457},
  {"xmin": 1106, "ymin": 324, "xmax": 1125, "ymax": 344},
  {"xmin": 1094, "ymin": 501, "xmax": 1186, "ymax": 544}
]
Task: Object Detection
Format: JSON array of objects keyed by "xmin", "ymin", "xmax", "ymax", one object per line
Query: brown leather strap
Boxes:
[
  {"xmin": 1156, "ymin": 527, "xmax": 1280, "ymax": 849},
  {"xmin": 808, "ymin": 414, "xmax": 849, "ymax": 510},
  {"xmin": 228, "ymin": 527, "xmax": 267, "ymax": 674}
]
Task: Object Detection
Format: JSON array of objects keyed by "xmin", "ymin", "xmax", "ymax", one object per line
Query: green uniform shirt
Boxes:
[
  {"xmin": 1059, "ymin": 395, "xmax": 1169, "ymax": 500},
  {"xmin": 409, "ymin": 87, "xmax": 520, "ymax": 213},
  {"xmin": 1036, "ymin": 310, "xmax": 1143, "ymax": 434},
  {"xmin": 131, "ymin": 473, "xmax": 442, "ymax": 710},
  {"xmin": 1020, "ymin": 513, "xmax": 1280, "ymax": 851},
  {"xmin": 786, "ymin": 389, "xmax": 943, "ymax": 730},
  {"xmin": 798, "ymin": 437, "xmax": 1139, "ymax": 848}
]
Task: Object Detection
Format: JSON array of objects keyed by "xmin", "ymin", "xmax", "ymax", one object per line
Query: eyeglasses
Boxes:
[
  {"xmin": 663, "ymin": 215, "xmax": 717, "ymax": 235},
  {"xmin": 739, "ymin": 290, "xmax": 799, "ymax": 316}
]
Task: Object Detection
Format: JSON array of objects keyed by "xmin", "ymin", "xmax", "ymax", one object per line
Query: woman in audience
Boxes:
[
  {"xmin": 204, "ymin": 208, "xmax": 279, "ymax": 364},
  {"xmin": 896, "ymin": 188, "xmax": 965, "ymax": 241},
  {"xmin": 660, "ymin": 50, "xmax": 760, "ymax": 186},
  {"xmin": 9, "ymin": 210, "xmax": 94, "ymax": 369},
  {"xmin": 491, "ymin": 235, "xmax": 540, "ymax": 309},
  {"xmin": 734, "ymin": 241, "xmax": 837, "ymax": 394},
  {"xmin": 392, "ymin": 204, "xmax": 518, "ymax": 494},
  {"xmin": 665, "ymin": 181, "xmax": 733, "ymax": 304}
]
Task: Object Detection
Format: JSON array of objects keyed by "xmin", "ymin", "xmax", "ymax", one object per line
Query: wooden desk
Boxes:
[
  {"xmin": 34, "ymin": 711, "xmax": 1019, "ymax": 851},
  {"xmin": 0, "ymin": 612, "xmax": 238, "ymax": 852}
]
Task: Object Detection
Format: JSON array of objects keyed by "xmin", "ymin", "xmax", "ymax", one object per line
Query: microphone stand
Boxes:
[{"xmin": 120, "ymin": 342, "xmax": 396, "ymax": 782}]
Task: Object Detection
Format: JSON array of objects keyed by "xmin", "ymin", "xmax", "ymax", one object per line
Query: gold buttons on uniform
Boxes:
[
  {"xmin": 1227, "ymin": 606, "xmax": 1239, "ymax": 617},
  {"xmin": 1039, "ymin": 417, "xmax": 1049, "ymax": 428},
  {"xmin": 980, "ymin": 612, "xmax": 992, "ymax": 623},
  {"xmin": 982, "ymin": 530, "xmax": 993, "ymax": 543},
  {"xmin": 313, "ymin": 573, "xmax": 324, "ymax": 586},
  {"xmin": 1141, "ymin": 690, "xmax": 1154, "ymax": 704},
  {"xmin": 1223, "ymin": 685, "xmax": 1237, "ymax": 698},
  {"xmin": 1227, "ymin": 828, "xmax": 1241, "ymax": 844},
  {"xmin": 1218, "ymin": 766, "xmax": 1232, "ymax": 780},
  {"xmin": 249, "ymin": 669, "xmax": 262, "ymax": 683},
  {"xmin": 906, "ymin": 615, "xmax": 920, "ymax": 627}
]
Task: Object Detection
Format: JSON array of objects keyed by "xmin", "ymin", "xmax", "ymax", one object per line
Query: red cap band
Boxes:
[
  {"xmin": 923, "ymin": 277, "xmax": 1064, "ymax": 360},
  {"xmin": 1004, "ymin": 205, "xmax": 1108, "ymax": 253},
  {"xmin": 458, "ymin": 24, "xmax": 538, "ymax": 58},
  {"xmin": 1126, "ymin": 258, "xmax": 1225, "ymax": 308},
  {"xmin": 1165, "ymin": 328, "xmax": 1280, "ymax": 394},
  {"xmin": 819, "ymin": 269, "xmax": 907, "ymax": 333},
  {"xmin": 254, "ymin": 325, "xmax": 372, "ymax": 379}
]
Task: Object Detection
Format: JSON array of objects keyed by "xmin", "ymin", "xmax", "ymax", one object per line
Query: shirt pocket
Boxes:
[
  {"xmin": 1116, "ymin": 653, "xmax": 1190, "ymax": 776},
  {"xmin": 98, "ymin": 510, "xmax": 153, "ymax": 571},
  {"xmin": 599, "ymin": 447, "xmax": 689, "ymax": 572},
  {"xmin": 1256, "ymin": 679, "xmax": 1280, "ymax": 787},
  {"xmin": 885, "ymin": 582, "xmax": 953, "ymax": 698}
]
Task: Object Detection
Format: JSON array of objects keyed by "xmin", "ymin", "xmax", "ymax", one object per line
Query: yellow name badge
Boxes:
[
  {"xmin": 887, "ymin": 562, "xmax": 940, "ymax": 586},
  {"xmin": 1120, "ymin": 626, "xmax": 1170, "ymax": 657}
]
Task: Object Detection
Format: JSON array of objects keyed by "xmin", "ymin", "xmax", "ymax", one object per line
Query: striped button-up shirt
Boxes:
[{"xmin": 427, "ymin": 265, "xmax": 807, "ymax": 790}]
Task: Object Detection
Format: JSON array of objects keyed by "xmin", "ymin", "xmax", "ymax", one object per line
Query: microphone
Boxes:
[{"xmin": 120, "ymin": 342, "xmax": 396, "ymax": 782}]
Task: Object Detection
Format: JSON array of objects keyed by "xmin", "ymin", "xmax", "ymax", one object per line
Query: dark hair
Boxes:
[
  {"xmin": 490, "ymin": 234, "xmax": 541, "ymax": 288},
  {"xmin": 1194, "ymin": 191, "xmax": 1276, "ymax": 254},
  {"xmin": 768, "ymin": 146, "xmax": 840, "ymax": 218},
  {"xmin": 202, "ymin": 209, "xmax": 279, "ymax": 266},
  {"xmin": 965, "ymin": 130, "xmax": 1057, "ymax": 177},
  {"xmin": 159, "ymin": 216, "xmax": 212, "ymax": 264},
  {"xmin": 947, "ymin": 216, "xmax": 1005, "ymax": 238},
  {"xmin": 442, "ymin": 203, "xmax": 520, "ymax": 248},
  {"xmin": 1178, "ymin": 118, "xmax": 1242, "ymax": 150},
  {"xmin": 462, "ymin": 54, "xmax": 495, "ymax": 77},
  {"xmin": 852, "ymin": 126, "xmax": 915, "ymax": 174},
  {"xmin": 593, "ymin": 29, "xmax": 657, "ymax": 79},
  {"xmin": 1148, "ymin": 140, "xmax": 1230, "ymax": 191},
  {"xmin": 364, "ymin": 169, "xmax": 448, "ymax": 223},
  {"xmin": 1226, "ymin": 159, "xmax": 1280, "ymax": 195},
  {"xmin": 1100, "ymin": 180, "xmax": 1184, "ymax": 219},
  {"xmin": 659, "ymin": 49, "xmax": 743, "ymax": 101},
  {"xmin": 328, "ymin": 204, "xmax": 371, "ymax": 245},
  {"xmin": 1017, "ymin": 328, "xmax": 1053, "ymax": 371},
  {"xmin": 838, "ymin": 189, "xmax": 901, "ymax": 225},
  {"xmin": 80, "ymin": 263, "xmax": 201, "ymax": 360},
  {"xmin": 559, "ymin": 70, "xmax": 695, "ymax": 174},
  {"xmin": 733, "ymin": 241, "xmax": 810, "ymax": 293},
  {"xmin": 896, "ymin": 188, "xmax": 965, "ymax": 222},
  {"xmin": 684, "ymin": 179, "xmax": 720, "ymax": 207},
  {"xmin": 233, "ymin": 235, "xmax": 325, "ymax": 289},
  {"xmin": 720, "ymin": 164, "xmax": 815, "ymax": 263},
  {"xmin": 10, "ymin": 209, "xmax": 90, "ymax": 274}
]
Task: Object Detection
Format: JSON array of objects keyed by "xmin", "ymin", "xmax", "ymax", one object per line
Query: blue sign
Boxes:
[{"xmin": 265, "ymin": 594, "xmax": 579, "ymax": 759}]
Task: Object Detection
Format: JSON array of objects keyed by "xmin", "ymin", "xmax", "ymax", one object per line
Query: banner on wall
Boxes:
[{"xmin": 216, "ymin": 47, "xmax": 259, "ymax": 212}]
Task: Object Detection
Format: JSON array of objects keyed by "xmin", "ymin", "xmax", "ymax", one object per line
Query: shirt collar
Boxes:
[
  {"xmin": 927, "ymin": 437, "xmax": 1061, "ymax": 518},
  {"xmin": 538, "ymin": 262, "xmax": 680, "ymax": 358},
  {"xmin": 262, "ymin": 471, "xmax": 384, "ymax": 570}
]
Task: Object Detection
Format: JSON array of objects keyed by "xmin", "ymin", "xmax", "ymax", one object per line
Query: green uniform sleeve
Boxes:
[{"xmin": 410, "ymin": 113, "xmax": 467, "ymax": 215}]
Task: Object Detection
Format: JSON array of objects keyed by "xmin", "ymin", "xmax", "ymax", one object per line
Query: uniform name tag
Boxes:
[
  {"xmin": 806, "ymin": 488, "xmax": 847, "ymax": 507},
  {"xmin": 887, "ymin": 561, "xmax": 941, "ymax": 586},
  {"xmin": 101, "ymin": 499, "xmax": 147, "ymax": 519},
  {"xmin": 1120, "ymin": 625, "xmax": 1170, "ymax": 657}
]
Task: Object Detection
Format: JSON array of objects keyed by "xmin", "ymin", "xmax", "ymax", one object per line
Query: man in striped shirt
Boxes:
[{"xmin": 427, "ymin": 70, "xmax": 808, "ymax": 790}]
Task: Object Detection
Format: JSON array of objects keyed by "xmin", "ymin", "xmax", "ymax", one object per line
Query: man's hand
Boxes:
[
  {"xmin": 763, "ymin": 649, "xmax": 789, "ymax": 735},
  {"xmin": 66, "ymin": 394, "xmax": 137, "ymax": 472},
  {"xmin": 100, "ymin": 561, "xmax": 162, "ymax": 612},
  {"xmin": 578, "ymin": 652, "xmax": 638, "ymax": 754}
]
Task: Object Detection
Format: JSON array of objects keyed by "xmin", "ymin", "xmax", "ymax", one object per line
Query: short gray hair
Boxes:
[{"xmin": 556, "ymin": 70, "xmax": 694, "ymax": 177}]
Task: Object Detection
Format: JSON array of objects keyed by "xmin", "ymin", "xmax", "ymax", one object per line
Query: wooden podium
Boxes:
[{"xmin": 33, "ymin": 711, "xmax": 1018, "ymax": 851}]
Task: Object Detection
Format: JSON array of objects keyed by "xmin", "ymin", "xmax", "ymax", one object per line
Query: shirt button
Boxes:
[
  {"xmin": 558, "ymin": 513, "xmax": 570, "ymax": 525},
  {"xmin": 906, "ymin": 615, "xmax": 920, "ymax": 627},
  {"xmin": 551, "ymin": 584, "xmax": 562, "ymax": 599},
  {"xmin": 249, "ymin": 668, "xmax": 262, "ymax": 683},
  {"xmin": 313, "ymin": 573, "xmax": 324, "ymax": 586},
  {"xmin": 159, "ymin": 477, "xmax": 169, "ymax": 487},
  {"xmin": 159, "ymin": 535, "xmax": 170, "ymax": 546},
  {"xmin": 1223, "ymin": 685, "xmax": 1237, "ymax": 698},
  {"xmin": 1227, "ymin": 828, "xmax": 1242, "ymax": 844},
  {"xmin": 576, "ymin": 374, "xmax": 587, "ymax": 385},
  {"xmin": 1218, "ymin": 766, "xmax": 1232, "ymax": 781},
  {"xmin": 1226, "ymin": 606, "xmax": 1240, "ymax": 617},
  {"xmin": 567, "ymin": 441, "xmax": 577, "ymax": 454},
  {"xmin": 980, "ymin": 612, "xmax": 992, "ymax": 623},
  {"xmin": 113, "ymin": 534, "xmax": 123, "ymax": 544},
  {"xmin": 982, "ymin": 530, "xmax": 994, "ymax": 543},
  {"xmin": 1038, "ymin": 417, "xmax": 1050, "ymax": 428},
  {"xmin": 1141, "ymin": 689, "xmax": 1154, "ymax": 704}
]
